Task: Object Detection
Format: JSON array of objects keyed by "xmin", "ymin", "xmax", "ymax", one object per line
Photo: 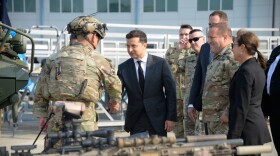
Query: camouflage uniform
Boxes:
[
  {"xmin": 34, "ymin": 43, "xmax": 122, "ymax": 150},
  {"xmin": 202, "ymin": 45, "xmax": 239, "ymax": 134},
  {"xmin": 33, "ymin": 43, "xmax": 121, "ymax": 152},
  {"xmin": 183, "ymin": 54, "xmax": 204, "ymax": 136},
  {"xmin": 165, "ymin": 47, "xmax": 195, "ymax": 138}
]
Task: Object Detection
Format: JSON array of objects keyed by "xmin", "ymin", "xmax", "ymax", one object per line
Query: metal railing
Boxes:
[
  {"xmin": 25, "ymin": 24, "xmax": 279, "ymax": 64},
  {"xmin": 22, "ymin": 24, "xmax": 279, "ymax": 127}
]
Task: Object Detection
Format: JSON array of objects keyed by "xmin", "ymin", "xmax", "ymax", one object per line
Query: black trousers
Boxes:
[
  {"xmin": 268, "ymin": 94, "xmax": 280, "ymax": 155},
  {"xmin": 270, "ymin": 115, "xmax": 280, "ymax": 155},
  {"xmin": 130, "ymin": 110, "xmax": 158, "ymax": 136}
]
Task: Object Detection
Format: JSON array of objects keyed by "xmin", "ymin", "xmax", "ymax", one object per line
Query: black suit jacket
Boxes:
[
  {"xmin": 117, "ymin": 54, "xmax": 177, "ymax": 136},
  {"xmin": 228, "ymin": 58, "xmax": 271, "ymax": 145},
  {"xmin": 188, "ymin": 43, "xmax": 210, "ymax": 111},
  {"xmin": 262, "ymin": 45, "xmax": 280, "ymax": 116}
]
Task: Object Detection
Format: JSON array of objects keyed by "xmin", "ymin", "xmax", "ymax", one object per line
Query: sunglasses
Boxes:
[{"xmin": 189, "ymin": 36, "xmax": 203, "ymax": 43}]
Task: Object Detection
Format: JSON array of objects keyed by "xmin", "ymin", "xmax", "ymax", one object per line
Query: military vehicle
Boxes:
[{"xmin": 0, "ymin": 22, "xmax": 35, "ymax": 127}]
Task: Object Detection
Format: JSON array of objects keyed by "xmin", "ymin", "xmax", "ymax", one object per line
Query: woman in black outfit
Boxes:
[{"xmin": 228, "ymin": 31, "xmax": 271, "ymax": 155}]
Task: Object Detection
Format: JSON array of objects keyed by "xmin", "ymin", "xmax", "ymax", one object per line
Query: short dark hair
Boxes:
[
  {"xmin": 126, "ymin": 29, "xmax": 147, "ymax": 43},
  {"xmin": 189, "ymin": 29, "xmax": 203, "ymax": 35},
  {"xmin": 180, "ymin": 24, "xmax": 193, "ymax": 30},
  {"xmin": 209, "ymin": 10, "xmax": 228, "ymax": 22}
]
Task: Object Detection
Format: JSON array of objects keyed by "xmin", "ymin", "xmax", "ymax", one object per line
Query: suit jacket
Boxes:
[
  {"xmin": 188, "ymin": 43, "xmax": 210, "ymax": 111},
  {"xmin": 117, "ymin": 54, "xmax": 177, "ymax": 136},
  {"xmin": 228, "ymin": 58, "xmax": 271, "ymax": 145},
  {"xmin": 262, "ymin": 45, "xmax": 280, "ymax": 116}
]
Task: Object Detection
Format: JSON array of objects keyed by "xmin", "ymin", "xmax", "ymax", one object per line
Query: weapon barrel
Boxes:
[
  {"xmin": 181, "ymin": 139, "xmax": 244, "ymax": 147},
  {"xmin": 82, "ymin": 138, "xmax": 100, "ymax": 147},
  {"xmin": 185, "ymin": 134, "xmax": 227, "ymax": 142},
  {"xmin": 10, "ymin": 144, "xmax": 37, "ymax": 155},
  {"xmin": 117, "ymin": 135, "xmax": 176, "ymax": 148},
  {"xmin": 47, "ymin": 128, "xmax": 114, "ymax": 139},
  {"xmin": 81, "ymin": 128, "xmax": 114, "ymax": 138},
  {"xmin": 11, "ymin": 145, "xmax": 37, "ymax": 151},
  {"xmin": 81, "ymin": 137, "xmax": 114, "ymax": 148},
  {"xmin": 236, "ymin": 145, "xmax": 272, "ymax": 155}
]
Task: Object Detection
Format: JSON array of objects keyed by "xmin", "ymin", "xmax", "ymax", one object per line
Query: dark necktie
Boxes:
[{"xmin": 137, "ymin": 61, "xmax": 145, "ymax": 92}]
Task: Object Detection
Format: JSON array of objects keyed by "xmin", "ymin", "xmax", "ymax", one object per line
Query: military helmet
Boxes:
[{"xmin": 67, "ymin": 16, "xmax": 107, "ymax": 39}]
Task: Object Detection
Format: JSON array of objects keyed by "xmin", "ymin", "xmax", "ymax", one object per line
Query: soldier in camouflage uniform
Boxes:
[
  {"xmin": 202, "ymin": 23, "xmax": 239, "ymax": 135},
  {"xmin": 183, "ymin": 29, "xmax": 205, "ymax": 136},
  {"xmin": 165, "ymin": 24, "xmax": 194, "ymax": 138},
  {"xmin": 33, "ymin": 16, "xmax": 122, "ymax": 150}
]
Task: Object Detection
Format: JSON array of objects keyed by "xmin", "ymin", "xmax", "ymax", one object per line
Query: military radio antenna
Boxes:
[{"xmin": 87, "ymin": 12, "xmax": 98, "ymax": 16}]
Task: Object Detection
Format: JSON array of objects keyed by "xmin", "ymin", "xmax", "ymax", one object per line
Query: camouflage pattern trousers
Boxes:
[
  {"xmin": 174, "ymin": 100, "xmax": 206, "ymax": 138},
  {"xmin": 203, "ymin": 121, "xmax": 228, "ymax": 135},
  {"xmin": 184, "ymin": 109, "xmax": 205, "ymax": 136},
  {"xmin": 44, "ymin": 101, "xmax": 98, "ymax": 153},
  {"xmin": 202, "ymin": 109, "xmax": 228, "ymax": 135},
  {"xmin": 173, "ymin": 99, "xmax": 184, "ymax": 138}
]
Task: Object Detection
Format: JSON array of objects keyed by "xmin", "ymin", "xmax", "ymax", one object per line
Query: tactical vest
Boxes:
[{"xmin": 45, "ymin": 44, "xmax": 103, "ymax": 103}]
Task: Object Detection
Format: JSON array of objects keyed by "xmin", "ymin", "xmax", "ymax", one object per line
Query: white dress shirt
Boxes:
[{"xmin": 134, "ymin": 52, "xmax": 148, "ymax": 81}]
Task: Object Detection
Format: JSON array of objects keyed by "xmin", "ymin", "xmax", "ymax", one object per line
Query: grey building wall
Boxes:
[{"xmin": 7, "ymin": 0, "xmax": 280, "ymax": 35}]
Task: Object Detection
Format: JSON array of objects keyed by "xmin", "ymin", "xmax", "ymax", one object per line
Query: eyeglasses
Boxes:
[{"xmin": 189, "ymin": 36, "xmax": 203, "ymax": 43}]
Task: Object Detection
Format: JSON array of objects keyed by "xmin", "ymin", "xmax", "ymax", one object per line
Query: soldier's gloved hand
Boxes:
[{"xmin": 108, "ymin": 100, "xmax": 120, "ymax": 113}]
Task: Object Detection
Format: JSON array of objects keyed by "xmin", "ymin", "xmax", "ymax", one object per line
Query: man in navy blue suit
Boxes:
[{"xmin": 117, "ymin": 30, "xmax": 177, "ymax": 136}]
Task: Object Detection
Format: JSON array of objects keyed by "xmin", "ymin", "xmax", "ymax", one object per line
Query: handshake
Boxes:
[{"xmin": 108, "ymin": 99, "xmax": 120, "ymax": 113}]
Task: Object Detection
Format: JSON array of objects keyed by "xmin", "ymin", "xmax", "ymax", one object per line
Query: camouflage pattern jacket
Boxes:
[
  {"xmin": 202, "ymin": 45, "xmax": 239, "ymax": 122},
  {"xmin": 165, "ymin": 47, "xmax": 195, "ymax": 100},
  {"xmin": 33, "ymin": 43, "xmax": 122, "ymax": 117},
  {"xmin": 184, "ymin": 54, "xmax": 198, "ymax": 105}
]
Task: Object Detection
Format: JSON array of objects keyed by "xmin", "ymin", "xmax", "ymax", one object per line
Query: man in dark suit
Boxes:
[
  {"xmin": 187, "ymin": 10, "xmax": 229, "ymax": 125},
  {"xmin": 262, "ymin": 45, "xmax": 280, "ymax": 155},
  {"xmin": 117, "ymin": 30, "xmax": 177, "ymax": 136},
  {"xmin": 188, "ymin": 43, "xmax": 210, "ymax": 113}
]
